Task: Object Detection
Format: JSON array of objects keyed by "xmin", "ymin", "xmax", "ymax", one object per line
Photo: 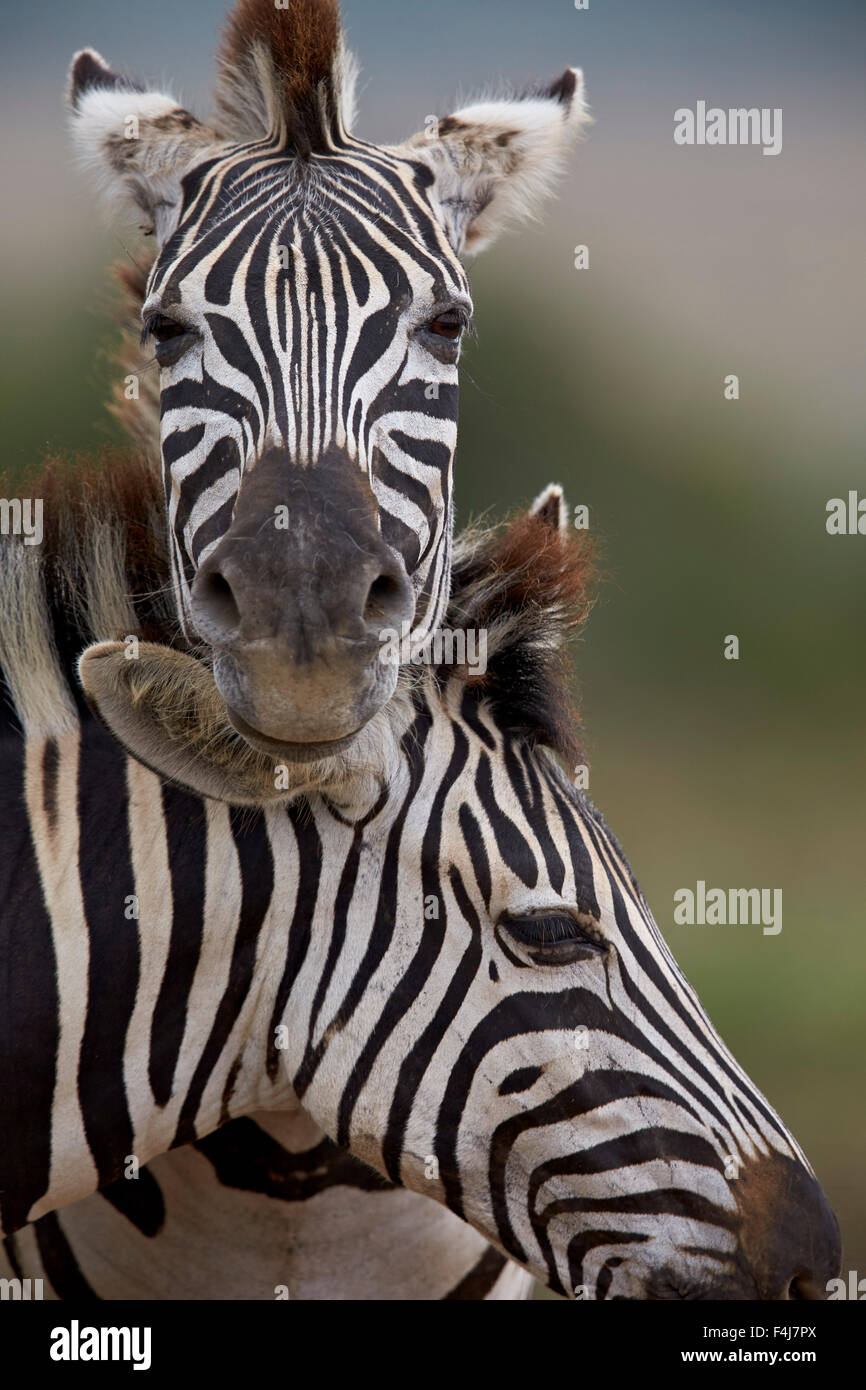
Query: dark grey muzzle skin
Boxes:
[{"xmin": 189, "ymin": 446, "xmax": 414, "ymax": 757}]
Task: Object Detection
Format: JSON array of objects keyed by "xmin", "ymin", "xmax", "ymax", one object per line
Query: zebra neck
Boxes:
[{"xmin": 1, "ymin": 718, "xmax": 299, "ymax": 1236}]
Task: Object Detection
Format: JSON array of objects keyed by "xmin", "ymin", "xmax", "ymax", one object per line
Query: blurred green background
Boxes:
[{"xmin": 1, "ymin": 0, "xmax": 863, "ymax": 1296}]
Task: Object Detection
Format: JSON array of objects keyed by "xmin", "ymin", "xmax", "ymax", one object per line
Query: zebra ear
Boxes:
[
  {"xmin": 78, "ymin": 642, "xmax": 287, "ymax": 806},
  {"xmin": 67, "ymin": 49, "xmax": 224, "ymax": 242},
  {"xmin": 401, "ymin": 69, "xmax": 591, "ymax": 256},
  {"xmin": 530, "ymin": 483, "xmax": 569, "ymax": 536}
]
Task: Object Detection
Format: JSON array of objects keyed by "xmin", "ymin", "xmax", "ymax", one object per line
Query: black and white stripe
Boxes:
[
  {"xmin": 148, "ymin": 137, "xmax": 468, "ymax": 643},
  {"xmin": 0, "ymin": 503, "xmax": 839, "ymax": 1300}
]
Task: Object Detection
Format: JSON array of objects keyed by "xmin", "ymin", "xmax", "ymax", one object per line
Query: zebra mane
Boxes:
[
  {"xmin": 214, "ymin": 0, "xmax": 357, "ymax": 150},
  {"xmin": 16, "ymin": 449, "xmax": 176, "ymax": 672},
  {"xmin": 448, "ymin": 512, "xmax": 593, "ymax": 766}
]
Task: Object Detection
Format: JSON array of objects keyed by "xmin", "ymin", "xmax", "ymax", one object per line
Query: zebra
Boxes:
[
  {"xmin": 5, "ymin": 1112, "xmax": 532, "ymax": 1301},
  {"xmin": 0, "ymin": 450, "xmax": 841, "ymax": 1299},
  {"xmin": 66, "ymin": 0, "xmax": 591, "ymax": 777}
]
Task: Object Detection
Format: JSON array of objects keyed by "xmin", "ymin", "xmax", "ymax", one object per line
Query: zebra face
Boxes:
[
  {"xmin": 285, "ymin": 691, "xmax": 840, "ymax": 1300},
  {"xmin": 140, "ymin": 150, "xmax": 470, "ymax": 755},
  {"xmin": 67, "ymin": 0, "xmax": 591, "ymax": 757}
]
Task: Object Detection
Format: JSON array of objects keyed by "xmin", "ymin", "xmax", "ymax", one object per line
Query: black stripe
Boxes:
[
  {"xmin": 512, "ymin": 742, "xmax": 565, "ymax": 894},
  {"xmin": 190, "ymin": 492, "xmax": 236, "ymax": 565},
  {"xmin": 475, "ymin": 751, "xmax": 538, "ymax": 888},
  {"xmin": 149, "ymin": 783, "xmax": 207, "ymax": 1106},
  {"xmin": 34, "ymin": 1212, "xmax": 99, "ymax": 1301},
  {"xmin": 568, "ymin": 1230, "xmax": 649, "ymax": 1299},
  {"xmin": 459, "ymin": 803, "xmax": 491, "ymax": 910},
  {"xmin": 443, "ymin": 1246, "xmax": 508, "ymax": 1299},
  {"xmin": 174, "ymin": 436, "xmax": 240, "ymax": 544},
  {"xmin": 42, "ymin": 739, "xmax": 59, "ymax": 835},
  {"xmin": 206, "ymin": 312, "xmax": 270, "ymax": 431},
  {"xmin": 194, "ymin": 1117, "xmax": 393, "ymax": 1200},
  {"xmin": 383, "ymin": 860, "xmax": 483, "ymax": 1184},
  {"xmin": 0, "ymin": 749, "xmax": 58, "ymax": 1235},
  {"xmin": 265, "ymin": 803, "xmax": 323, "ymax": 1082},
  {"xmin": 77, "ymin": 722, "xmax": 139, "ymax": 1189},
  {"xmin": 101, "ymin": 1166, "xmax": 166, "ymax": 1237},
  {"xmin": 173, "ymin": 807, "xmax": 274, "ymax": 1146}
]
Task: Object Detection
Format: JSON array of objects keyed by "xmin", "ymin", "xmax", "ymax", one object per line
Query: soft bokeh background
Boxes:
[{"xmin": 2, "ymin": 0, "xmax": 863, "ymax": 1296}]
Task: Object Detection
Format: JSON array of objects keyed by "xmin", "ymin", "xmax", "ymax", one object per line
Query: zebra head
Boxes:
[
  {"xmin": 67, "ymin": 0, "xmax": 589, "ymax": 760},
  {"xmin": 273, "ymin": 490, "xmax": 841, "ymax": 1300}
]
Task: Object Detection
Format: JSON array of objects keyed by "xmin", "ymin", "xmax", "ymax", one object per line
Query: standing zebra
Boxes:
[
  {"xmin": 0, "ymin": 451, "xmax": 840, "ymax": 1299},
  {"xmin": 66, "ymin": 0, "xmax": 590, "ymax": 771}
]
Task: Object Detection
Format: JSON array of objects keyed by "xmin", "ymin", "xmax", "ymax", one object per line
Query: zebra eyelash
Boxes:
[
  {"xmin": 420, "ymin": 302, "xmax": 476, "ymax": 337},
  {"xmin": 140, "ymin": 313, "xmax": 197, "ymax": 347},
  {"xmin": 499, "ymin": 912, "xmax": 607, "ymax": 961},
  {"xmin": 140, "ymin": 314, "xmax": 163, "ymax": 346}
]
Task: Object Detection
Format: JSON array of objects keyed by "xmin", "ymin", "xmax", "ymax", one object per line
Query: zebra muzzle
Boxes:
[{"xmin": 187, "ymin": 445, "xmax": 416, "ymax": 748}]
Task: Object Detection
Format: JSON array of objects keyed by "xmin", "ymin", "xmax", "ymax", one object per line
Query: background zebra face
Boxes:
[
  {"xmin": 67, "ymin": 0, "xmax": 590, "ymax": 757},
  {"xmin": 140, "ymin": 149, "xmax": 470, "ymax": 755},
  {"xmin": 282, "ymin": 688, "xmax": 840, "ymax": 1300}
]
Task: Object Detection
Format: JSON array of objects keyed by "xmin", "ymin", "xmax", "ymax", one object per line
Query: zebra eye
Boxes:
[
  {"xmin": 500, "ymin": 912, "xmax": 606, "ymax": 965},
  {"xmin": 141, "ymin": 313, "xmax": 198, "ymax": 367},
  {"xmin": 143, "ymin": 313, "xmax": 186, "ymax": 344},
  {"xmin": 426, "ymin": 310, "xmax": 464, "ymax": 341}
]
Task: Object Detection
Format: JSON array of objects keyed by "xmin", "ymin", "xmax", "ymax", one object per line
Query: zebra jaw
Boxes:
[{"xmin": 77, "ymin": 640, "xmax": 399, "ymax": 805}]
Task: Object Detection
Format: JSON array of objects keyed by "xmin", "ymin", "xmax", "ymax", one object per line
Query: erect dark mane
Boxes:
[
  {"xmin": 216, "ymin": 0, "xmax": 348, "ymax": 153},
  {"xmin": 445, "ymin": 511, "xmax": 596, "ymax": 768}
]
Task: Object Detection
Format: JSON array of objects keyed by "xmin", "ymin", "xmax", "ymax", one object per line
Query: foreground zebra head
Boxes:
[
  {"xmin": 0, "ymin": 457, "xmax": 840, "ymax": 1298},
  {"xmin": 67, "ymin": 0, "xmax": 589, "ymax": 759},
  {"xmin": 264, "ymin": 493, "xmax": 841, "ymax": 1301}
]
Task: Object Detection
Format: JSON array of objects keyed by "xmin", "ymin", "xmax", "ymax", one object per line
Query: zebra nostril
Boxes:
[
  {"xmin": 195, "ymin": 569, "xmax": 241, "ymax": 638},
  {"xmin": 363, "ymin": 571, "xmax": 409, "ymax": 625},
  {"xmin": 787, "ymin": 1273, "xmax": 822, "ymax": 1300}
]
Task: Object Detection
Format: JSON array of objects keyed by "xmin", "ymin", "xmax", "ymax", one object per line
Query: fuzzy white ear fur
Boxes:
[
  {"xmin": 400, "ymin": 69, "xmax": 591, "ymax": 255},
  {"xmin": 530, "ymin": 482, "xmax": 569, "ymax": 535},
  {"xmin": 68, "ymin": 48, "xmax": 224, "ymax": 243}
]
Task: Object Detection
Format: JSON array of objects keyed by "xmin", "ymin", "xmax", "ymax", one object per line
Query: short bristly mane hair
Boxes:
[
  {"xmin": 449, "ymin": 512, "xmax": 594, "ymax": 767},
  {"xmin": 214, "ymin": 0, "xmax": 357, "ymax": 151}
]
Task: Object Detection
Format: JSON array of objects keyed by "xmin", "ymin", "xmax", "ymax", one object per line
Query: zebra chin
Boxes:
[
  {"xmin": 214, "ymin": 647, "xmax": 400, "ymax": 762},
  {"xmin": 77, "ymin": 640, "xmax": 409, "ymax": 806}
]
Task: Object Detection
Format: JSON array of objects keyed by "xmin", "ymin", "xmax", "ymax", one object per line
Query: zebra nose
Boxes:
[
  {"xmin": 784, "ymin": 1272, "xmax": 833, "ymax": 1301},
  {"xmin": 184, "ymin": 444, "xmax": 420, "ymax": 747},
  {"xmin": 735, "ymin": 1154, "xmax": 841, "ymax": 1301},
  {"xmin": 190, "ymin": 548, "xmax": 414, "ymax": 651}
]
